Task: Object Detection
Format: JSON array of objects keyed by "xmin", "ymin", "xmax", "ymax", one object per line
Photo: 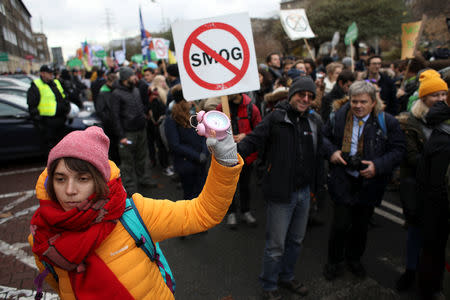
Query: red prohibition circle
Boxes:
[{"xmin": 183, "ymin": 22, "xmax": 250, "ymax": 90}]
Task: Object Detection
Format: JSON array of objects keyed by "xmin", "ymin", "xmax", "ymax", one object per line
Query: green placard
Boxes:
[
  {"xmin": 94, "ymin": 50, "xmax": 107, "ymax": 58},
  {"xmin": 344, "ymin": 22, "xmax": 358, "ymax": 45},
  {"xmin": 0, "ymin": 52, "xmax": 9, "ymax": 62},
  {"xmin": 67, "ymin": 58, "xmax": 83, "ymax": 67},
  {"xmin": 131, "ymin": 54, "xmax": 143, "ymax": 63}
]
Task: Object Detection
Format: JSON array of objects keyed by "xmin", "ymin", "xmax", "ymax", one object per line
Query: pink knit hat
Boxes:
[{"xmin": 47, "ymin": 126, "xmax": 111, "ymax": 180}]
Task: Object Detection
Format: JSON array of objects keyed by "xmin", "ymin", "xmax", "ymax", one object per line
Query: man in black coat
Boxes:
[
  {"xmin": 110, "ymin": 67, "xmax": 156, "ymax": 196},
  {"xmin": 365, "ymin": 56, "xmax": 398, "ymax": 115},
  {"xmin": 238, "ymin": 76, "xmax": 323, "ymax": 300},
  {"xmin": 27, "ymin": 64, "xmax": 70, "ymax": 153},
  {"xmin": 322, "ymin": 80, "xmax": 405, "ymax": 281}
]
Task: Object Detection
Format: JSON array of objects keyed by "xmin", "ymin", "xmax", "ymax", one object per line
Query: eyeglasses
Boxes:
[
  {"xmin": 370, "ymin": 62, "xmax": 382, "ymax": 66},
  {"xmin": 297, "ymin": 91, "xmax": 314, "ymax": 100}
]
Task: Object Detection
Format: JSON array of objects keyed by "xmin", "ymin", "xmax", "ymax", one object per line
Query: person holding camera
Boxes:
[{"xmin": 321, "ymin": 80, "xmax": 405, "ymax": 281}]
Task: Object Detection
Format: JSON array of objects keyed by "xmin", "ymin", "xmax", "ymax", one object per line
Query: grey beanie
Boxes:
[
  {"xmin": 119, "ymin": 67, "xmax": 134, "ymax": 81},
  {"xmin": 288, "ymin": 76, "xmax": 316, "ymax": 100}
]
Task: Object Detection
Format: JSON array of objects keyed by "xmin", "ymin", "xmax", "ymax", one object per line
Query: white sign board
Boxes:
[
  {"xmin": 172, "ymin": 13, "xmax": 260, "ymax": 101},
  {"xmin": 153, "ymin": 38, "xmax": 169, "ymax": 59},
  {"xmin": 280, "ymin": 9, "xmax": 315, "ymax": 40}
]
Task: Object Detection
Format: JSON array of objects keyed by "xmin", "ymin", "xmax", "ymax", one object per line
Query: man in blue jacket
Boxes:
[{"xmin": 322, "ymin": 80, "xmax": 405, "ymax": 281}]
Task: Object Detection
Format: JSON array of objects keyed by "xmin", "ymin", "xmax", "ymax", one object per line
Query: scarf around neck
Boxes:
[
  {"xmin": 342, "ymin": 109, "xmax": 364, "ymax": 154},
  {"xmin": 30, "ymin": 176, "xmax": 134, "ymax": 299}
]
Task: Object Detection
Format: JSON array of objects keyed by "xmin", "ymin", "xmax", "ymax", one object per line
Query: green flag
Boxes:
[
  {"xmin": 67, "ymin": 58, "xmax": 83, "ymax": 68},
  {"xmin": 131, "ymin": 54, "xmax": 143, "ymax": 63},
  {"xmin": 344, "ymin": 22, "xmax": 358, "ymax": 45}
]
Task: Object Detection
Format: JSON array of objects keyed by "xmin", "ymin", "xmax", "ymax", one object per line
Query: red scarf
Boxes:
[{"xmin": 30, "ymin": 177, "xmax": 134, "ymax": 300}]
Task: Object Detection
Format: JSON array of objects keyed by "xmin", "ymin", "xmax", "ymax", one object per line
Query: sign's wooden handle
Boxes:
[{"xmin": 221, "ymin": 95, "xmax": 230, "ymax": 119}]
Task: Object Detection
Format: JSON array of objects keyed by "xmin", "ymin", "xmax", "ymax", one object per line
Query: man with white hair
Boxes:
[{"xmin": 322, "ymin": 80, "xmax": 405, "ymax": 281}]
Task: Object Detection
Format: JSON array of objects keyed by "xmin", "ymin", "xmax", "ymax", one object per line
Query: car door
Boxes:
[{"xmin": 0, "ymin": 100, "xmax": 45, "ymax": 160}]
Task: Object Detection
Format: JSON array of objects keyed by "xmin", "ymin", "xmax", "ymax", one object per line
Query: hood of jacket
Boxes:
[{"xmin": 264, "ymin": 87, "xmax": 289, "ymax": 103}]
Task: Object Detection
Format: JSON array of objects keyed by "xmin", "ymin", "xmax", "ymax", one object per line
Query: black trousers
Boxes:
[
  {"xmin": 327, "ymin": 176, "xmax": 374, "ymax": 264},
  {"xmin": 37, "ymin": 117, "xmax": 67, "ymax": 154},
  {"xmin": 229, "ymin": 163, "xmax": 252, "ymax": 213}
]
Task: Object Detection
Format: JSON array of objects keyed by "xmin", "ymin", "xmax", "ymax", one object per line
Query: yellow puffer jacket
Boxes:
[{"xmin": 29, "ymin": 155, "xmax": 243, "ymax": 299}]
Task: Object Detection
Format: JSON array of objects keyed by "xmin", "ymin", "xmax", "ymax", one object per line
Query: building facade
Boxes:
[
  {"xmin": 51, "ymin": 46, "xmax": 64, "ymax": 66},
  {"xmin": 0, "ymin": 0, "xmax": 49, "ymax": 73}
]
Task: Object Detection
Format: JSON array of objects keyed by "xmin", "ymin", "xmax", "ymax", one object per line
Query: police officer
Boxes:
[{"xmin": 27, "ymin": 64, "xmax": 70, "ymax": 153}]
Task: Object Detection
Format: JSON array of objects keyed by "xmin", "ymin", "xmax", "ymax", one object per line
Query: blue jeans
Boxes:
[{"xmin": 260, "ymin": 186, "xmax": 310, "ymax": 291}]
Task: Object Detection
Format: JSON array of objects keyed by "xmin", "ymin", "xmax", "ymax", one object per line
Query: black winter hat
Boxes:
[
  {"xmin": 119, "ymin": 67, "xmax": 134, "ymax": 81},
  {"xmin": 288, "ymin": 76, "xmax": 316, "ymax": 100}
]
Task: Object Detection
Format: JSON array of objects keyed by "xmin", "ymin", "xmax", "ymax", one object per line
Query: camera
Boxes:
[
  {"xmin": 316, "ymin": 73, "xmax": 324, "ymax": 79},
  {"xmin": 341, "ymin": 153, "xmax": 368, "ymax": 171}
]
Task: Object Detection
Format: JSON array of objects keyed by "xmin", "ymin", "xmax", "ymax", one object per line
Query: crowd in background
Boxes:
[{"xmin": 27, "ymin": 47, "xmax": 450, "ymax": 300}]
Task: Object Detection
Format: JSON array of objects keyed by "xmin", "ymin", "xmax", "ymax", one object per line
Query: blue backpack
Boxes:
[
  {"xmin": 34, "ymin": 198, "xmax": 176, "ymax": 299},
  {"xmin": 120, "ymin": 198, "xmax": 176, "ymax": 294},
  {"xmin": 330, "ymin": 110, "xmax": 387, "ymax": 137}
]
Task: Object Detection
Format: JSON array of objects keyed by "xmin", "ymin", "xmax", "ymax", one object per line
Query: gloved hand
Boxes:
[{"xmin": 206, "ymin": 130, "xmax": 238, "ymax": 167}]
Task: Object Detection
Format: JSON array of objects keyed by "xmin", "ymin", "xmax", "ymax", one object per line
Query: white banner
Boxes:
[
  {"xmin": 280, "ymin": 9, "xmax": 315, "ymax": 40},
  {"xmin": 172, "ymin": 13, "xmax": 259, "ymax": 101},
  {"xmin": 153, "ymin": 38, "xmax": 170, "ymax": 59}
]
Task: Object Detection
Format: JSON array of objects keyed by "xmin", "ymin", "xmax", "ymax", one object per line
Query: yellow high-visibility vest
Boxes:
[{"xmin": 34, "ymin": 78, "xmax": 66, "ymax": 116}]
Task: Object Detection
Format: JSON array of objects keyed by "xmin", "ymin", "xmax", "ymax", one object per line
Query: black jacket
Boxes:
[
  {"xmin": 238, "ymin": 100, "xmax": 323, "ymax": 203},
  {"xmin": 416, "ymin": 102, "xmax": 450, "ymax": 243},
  {"xmin": 110, "ymin": 81, "xmax": 147, "ymax": 139},
  {"xmin": 321, "ymin": 83, "xmax": 345, "ymax": 123},
  {"xmin": 322, "ymin": 102, "xmax": 406, "ymax": 206},
  {"xmin": 367, "ymin": 72, "xmax": 398, "ymax": 115},
  {"xmin": 91, "ymin": 77, "xmax": 106, "ymax": 102}
]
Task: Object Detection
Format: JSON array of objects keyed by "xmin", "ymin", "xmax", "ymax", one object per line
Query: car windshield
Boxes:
[
  {"xmin": 0, "ymin": 89, "xmax": 27, "ymax": 98},
  {"xmin": 10, "ymin": 75, "xmax": 32, "ymax": 84},
  {"xmin": 0, "ymin": 93, "xmax": 28, "ymax": 109}
]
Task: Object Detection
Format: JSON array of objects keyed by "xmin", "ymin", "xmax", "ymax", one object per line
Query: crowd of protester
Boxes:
[{"xmin": 27, "ymin": 47, "xmax": 450, "ymax": 300}]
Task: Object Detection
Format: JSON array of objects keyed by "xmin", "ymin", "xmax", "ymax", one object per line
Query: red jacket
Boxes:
[{"xmin": 217, "ymin": 94, "xmax": 261, "ymax": 164}]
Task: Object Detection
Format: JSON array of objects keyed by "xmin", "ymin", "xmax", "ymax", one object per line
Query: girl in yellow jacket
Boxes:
[{"xmin": 28, "ymin": 125, "xmax": 242, "ymax": 300}]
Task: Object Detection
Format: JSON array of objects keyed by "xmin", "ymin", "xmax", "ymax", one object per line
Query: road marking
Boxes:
[
  {"xmin": 374, "ymin": 207, "xmax": 405, "ymax": 226},
  {"xmin": 380, "ymin": 200, "xmax": 403, "ymax": 214},
  {"xmin": 0, "ymin": 167, "xmax": 44, "ymax": 177},
  {"xmin": 0, "ymin": 205, "xmax": 39, "ymax": 225},
  {"xmin": 1, "ymin": 191, "xmax": 34, "ymax": 212},
  {"xmin": 0, "ymin": 285, "xmax": 58, "ymax": 299},
  {"xmin": 0, "ymin": 240, "xmax": 36, "ymax": 269},
  {"xmin": 0, "ymin": 190, "xmax": 35, "ymax": 199}
]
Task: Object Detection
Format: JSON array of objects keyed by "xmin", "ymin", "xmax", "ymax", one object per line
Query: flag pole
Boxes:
[{"xmin": 303, "ymin": 38, "xmax": 315, "ymax": 61}]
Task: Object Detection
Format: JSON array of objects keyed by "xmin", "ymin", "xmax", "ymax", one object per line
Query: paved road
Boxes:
[{"xmin": 0, "ymin": 157, "xmax": 445, "ymax": 299}]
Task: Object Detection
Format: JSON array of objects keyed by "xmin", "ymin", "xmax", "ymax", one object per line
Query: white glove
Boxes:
[{"xmin": 206, "ymin": 130, "xmax": 238, "ymax": 167}]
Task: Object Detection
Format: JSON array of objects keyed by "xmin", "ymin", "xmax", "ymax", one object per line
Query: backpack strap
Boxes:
[
  {"xmin": 236, "ymin": 103, "xmax": 254, "ymax": 129},
  {"xmin": 377, "ymin": 111, "xmax": 387, "ymax": 137},
  {"xmin": 120, "ymin": 198, "xmax": 176, "ymax": 294}
]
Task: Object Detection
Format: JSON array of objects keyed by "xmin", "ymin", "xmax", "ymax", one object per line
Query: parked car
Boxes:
[
  {"xmin": 8, "ymin": 74, "xmax": 38, "ymax": 84},
  {"xmin": 0, "ymin": 93, "xmax": 101, "ymax": 161},
  {"xmin": 0, "ymin": 76, "xmax": 30, "ymax": 89},
  {"xmin": 0, "ymin": 86, "xmax": 27, "ymax": 98}
]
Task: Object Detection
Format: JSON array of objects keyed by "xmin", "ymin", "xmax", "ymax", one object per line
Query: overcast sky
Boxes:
[{"xmin": 22, "ymin": 0, "xmax": 280, "ymax": 60}]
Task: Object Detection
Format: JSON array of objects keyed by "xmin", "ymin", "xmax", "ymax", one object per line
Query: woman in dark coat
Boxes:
[
  {"xmin": 416, "ymin": 101, "xmax": 450, "ymax": 300},
  {"xmin": 165, "ymin": 84, "xmax": 209, "ymax": 199}
]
